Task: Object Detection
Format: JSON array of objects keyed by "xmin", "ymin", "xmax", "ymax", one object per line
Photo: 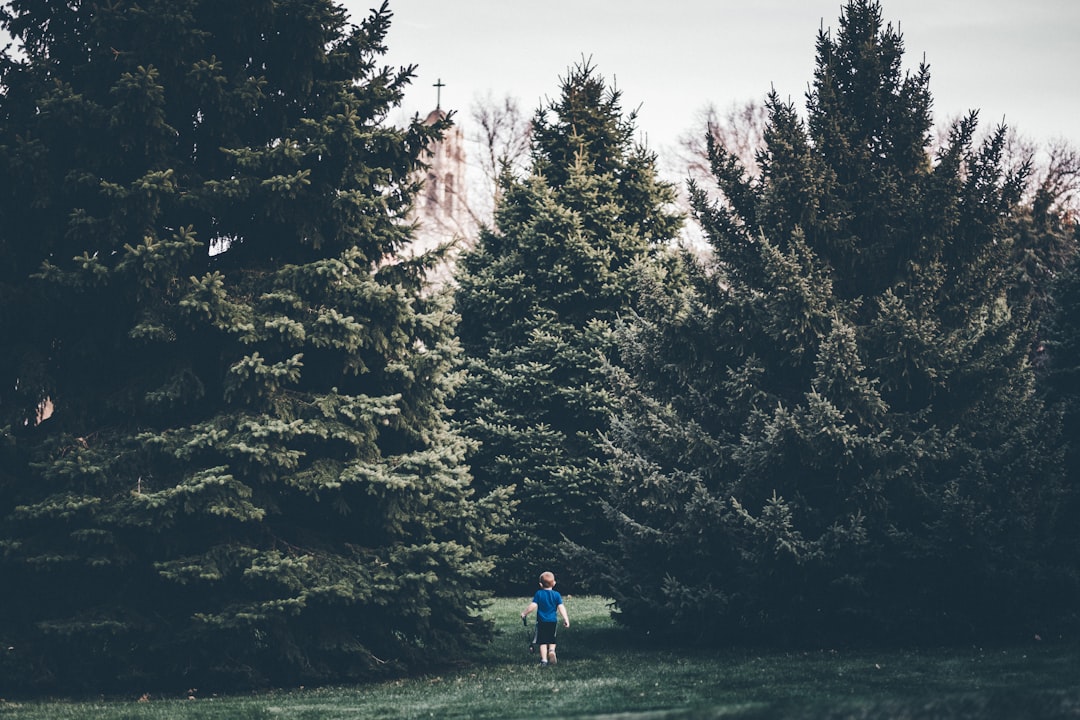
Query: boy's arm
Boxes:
[
  {"xmin": 521, "ymin": 602, "xmax": 538, "ymax": 619},
  {"xmin": 558, "ymin": 603, "xmax": 569, "ymax": 627}
]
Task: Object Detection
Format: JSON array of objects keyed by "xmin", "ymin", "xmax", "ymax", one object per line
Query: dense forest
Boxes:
[{"xmin": 0, "ymin": 0, "xmax": 1076, "ymax": 694}]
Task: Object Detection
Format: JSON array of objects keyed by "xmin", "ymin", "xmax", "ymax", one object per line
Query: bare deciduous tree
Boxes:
[
  {"xmin": 663, "ymin": 99, "xmax": 766, "ymax": 248},
  {"xmin": 673, "ymin": 99, "xmax": 767, "ymax": 188},
  {"xmin": 467, "ymin": 91, "xmax": 532, "ymax": 225},
  {"xmin": 1033, "ymin": 137, "xmax": 1080, "ymax": 220}
]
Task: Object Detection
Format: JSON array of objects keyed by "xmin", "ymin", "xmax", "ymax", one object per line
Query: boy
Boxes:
[{"xmin": 521, "ymin": 571, "xmax": 570, "ymax": 666}]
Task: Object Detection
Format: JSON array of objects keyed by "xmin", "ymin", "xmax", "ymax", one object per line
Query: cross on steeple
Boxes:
[{"xmin": 433, "ymin": 78, "xmax": 445, "ymax": 109}]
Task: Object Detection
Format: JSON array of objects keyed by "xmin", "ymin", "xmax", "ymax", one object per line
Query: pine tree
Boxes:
[
  {"xmin": 452, "ymin": 61, "xmax": 681, "ymax": 591},
  {"xmin": 1040, "ymin": 246, "xmax": 1080, "ymax": 608},
  {"xmin": 586, "ymin": 0, "xmax": 1070, "ymax": 644},
  {"xmin": 0, "ymin": 0, "xmax": 505, "ymax": 692}
]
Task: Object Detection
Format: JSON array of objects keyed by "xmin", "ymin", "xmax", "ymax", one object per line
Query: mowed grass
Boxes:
[{"xmin": 1, "ymin": 596, "xmax": 1078, "ymax": 719}]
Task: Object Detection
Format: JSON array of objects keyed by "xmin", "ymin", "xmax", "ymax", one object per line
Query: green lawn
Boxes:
[{"xmin": 1, "ymin": 596, "xmax": 1077, "ymax": 719}]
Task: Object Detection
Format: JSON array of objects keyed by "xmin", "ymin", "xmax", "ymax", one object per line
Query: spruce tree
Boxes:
[
  {"xmin": 0, "ymin": 0, "xmax": 504, "ymax": 692},
  {"xmin": 586, "ymin": 0, "xmax": 1070, "ymax": 643},
  {"xmin": 1041, "ymin": 246, "xmax": 1080, "ymax": 608},
  {"xmin": 452, "ymin": 61, "xmax": 681, "ymax": 591}
]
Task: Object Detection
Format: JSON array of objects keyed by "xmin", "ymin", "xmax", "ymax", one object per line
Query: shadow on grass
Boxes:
[
  {"xmin": 480, "ymin": 597, "xmax": 1080, "ymax": 720},
  {"xmin": 2, "ymin": 597, "xmax": 1078, "ymax": 720}
]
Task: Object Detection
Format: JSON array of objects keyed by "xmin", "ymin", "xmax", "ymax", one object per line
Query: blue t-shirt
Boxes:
[{"xmin": 532, "ymin": 588, "xmax": 563, "ymax": 623}]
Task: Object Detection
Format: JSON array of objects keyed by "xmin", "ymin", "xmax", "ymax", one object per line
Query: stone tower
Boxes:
[
  {"xmin": 418, "ymin": 106, "xmax": 468, "ymax": 237},
  {"xmin": 409, "ymin": 82, "xmax": 471, "ymax": 278}
]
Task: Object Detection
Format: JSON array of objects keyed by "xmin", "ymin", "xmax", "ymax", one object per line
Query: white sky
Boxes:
[{"xmin": 346, "ymin": 0, "xmax": 1080, "ymax": 157}]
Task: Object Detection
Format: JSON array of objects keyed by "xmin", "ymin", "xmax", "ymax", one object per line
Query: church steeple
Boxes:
[{"xmin": 409, "ymin": 77, "xmax": 470, "ymax": 284}]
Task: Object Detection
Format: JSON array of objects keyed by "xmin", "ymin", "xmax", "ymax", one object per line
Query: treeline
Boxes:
[{"xmin": 0, "ymin": 0, "xmax": 1077, "ymax": 695}]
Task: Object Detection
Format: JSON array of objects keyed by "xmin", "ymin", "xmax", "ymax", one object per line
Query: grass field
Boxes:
[{"xmin": 1, "ymin": 596, "xmax": 1077, "ymax": 719}]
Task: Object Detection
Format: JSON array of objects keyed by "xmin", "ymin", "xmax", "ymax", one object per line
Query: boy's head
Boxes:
[{"xmin": 538, "ymin": 571, "xmax": 556, "ymax": 589}]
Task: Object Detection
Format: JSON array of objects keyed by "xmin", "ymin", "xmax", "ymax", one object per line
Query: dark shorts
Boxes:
[{"xmin": 536, "ymin": 621, "xmax": 558, "ymax": 645}]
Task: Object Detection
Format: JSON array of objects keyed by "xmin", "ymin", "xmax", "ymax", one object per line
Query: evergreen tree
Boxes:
[
  {"xmin": 0, "ymin": 0, "xmax": 505, "ymax": 692},
  {"xmin": 585, "ymin": 0, "xmax": 1070, "ymax": 644},
  {"xmin": 452, "ymin": 61, "xmax": 681, "ymax": 591},
  {"xmin": 1041, "ymin": 246, "xmax": 1080, "ymax": 607}
]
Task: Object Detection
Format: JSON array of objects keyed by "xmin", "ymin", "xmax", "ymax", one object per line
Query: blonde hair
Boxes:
[{"xmin": 538, "ymin": 571, "xmax": 556, "ymax": 588}]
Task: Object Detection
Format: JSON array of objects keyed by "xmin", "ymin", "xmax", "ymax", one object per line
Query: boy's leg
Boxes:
[
  {"xmin": 548, "ymin": 644, "xmax": 557, "ymax": 664},
  {"xmin": 536, "ymin": 622, "xmax": 556, "ymax": 664}
]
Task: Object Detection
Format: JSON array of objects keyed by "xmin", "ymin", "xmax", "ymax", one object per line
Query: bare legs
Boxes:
[{"xmin": 540, "ymin": 643, "xmax": 557, "ymax": 664}]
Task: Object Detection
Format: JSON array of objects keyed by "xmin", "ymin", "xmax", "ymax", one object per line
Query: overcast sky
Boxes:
[{"xmin": 344, "ymin": 0, "xmax": 1079, "ymax": 157}]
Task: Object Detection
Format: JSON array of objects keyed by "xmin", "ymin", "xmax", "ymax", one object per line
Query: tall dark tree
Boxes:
[
  {"xmin": 1040, "ymin": 245, "xmax": 1080, "ymax": 604},
  {"xmin": 0, "ymin": 0, "xmax": 505, "ymax": 692},
  {"xmin": 452, "ymin": 61, "xmax": 681, "ymax": 592},
  {"xmin": 584, "ymin": 0, "xmax": 1071, "ymax": 644}
]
